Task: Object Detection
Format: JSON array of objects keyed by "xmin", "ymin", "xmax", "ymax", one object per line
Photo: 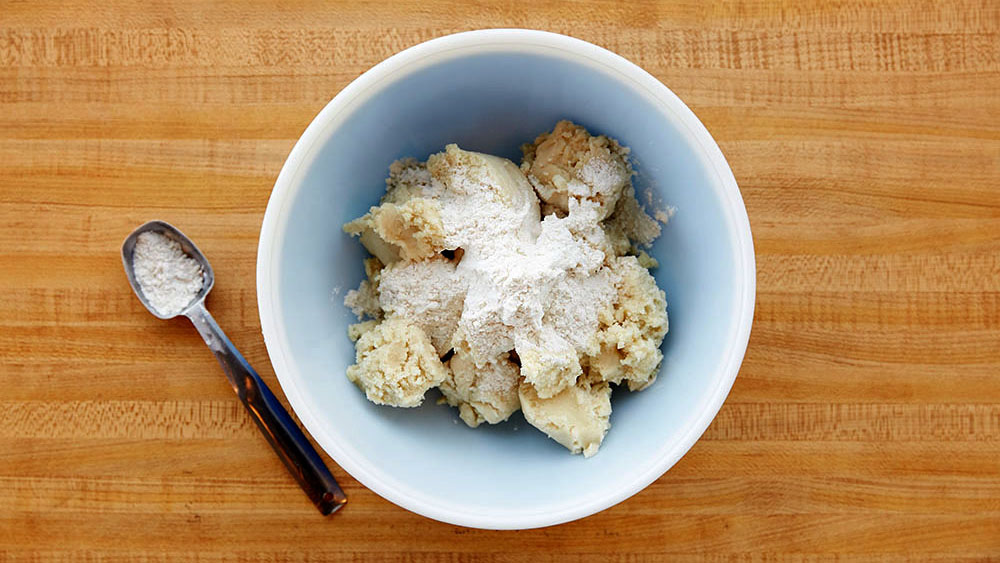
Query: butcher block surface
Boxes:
[{"xmin": 1, "ymin": 1, "xmax": 999, "ymax": 560}]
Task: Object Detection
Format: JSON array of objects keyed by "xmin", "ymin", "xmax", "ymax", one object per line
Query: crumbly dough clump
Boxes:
[
  {"xmin": 343, "ymin": 198, "xmax": 447, "ymax": 263},
  {"xmin": 342, "ymin": 121, "xmax": 669, "ymax": 457},
  {"xmin": 585, "ymin": 256, "xmax": 669, "ymax": 391},
  {"xmin": 346, "ymin": 317, "xmax": 448, "ymax": 408},
  {"xmin": 439, "ymin": 332, "xmax": 521, "ymax": 427},
  {"xmin": 519, "ymin": 374, "xmax": 612, "ymax": 457},
  {"xmin": 521, "ymin": 120, "xmax": 631, "ymax": 220}
]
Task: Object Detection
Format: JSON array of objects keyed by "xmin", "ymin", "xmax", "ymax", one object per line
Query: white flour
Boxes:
[
  {"xmin": 376, "ymin": 146, "xmax": 618, "ymax": 365},
  {"xmin": 132, "ymin": 231, "xmax": 204, "ymax": 316},
  {"xmin": 378, "ymin": 255, "xmax": 466, "ymax": 355}
]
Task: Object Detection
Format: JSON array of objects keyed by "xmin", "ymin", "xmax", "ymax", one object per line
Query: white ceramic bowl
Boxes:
[{"xmin": 257, "ymin": 29, "xmax": 754, "ymax": 529}]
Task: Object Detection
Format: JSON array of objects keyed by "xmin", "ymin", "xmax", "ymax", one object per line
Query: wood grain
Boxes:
[{"xmin": 2, "ymin": 0, "xmax": 999, "ymax": 560}]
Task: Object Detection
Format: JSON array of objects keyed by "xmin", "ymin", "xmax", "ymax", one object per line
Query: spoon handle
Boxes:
[{"xmin": 186, "ymin": 303, "xmax": 347, "ymax": 515}]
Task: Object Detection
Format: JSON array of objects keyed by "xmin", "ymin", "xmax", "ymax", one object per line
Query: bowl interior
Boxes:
[{"xmin": 260, "ymin": 38, "xmax": 751, "ymax": 528}]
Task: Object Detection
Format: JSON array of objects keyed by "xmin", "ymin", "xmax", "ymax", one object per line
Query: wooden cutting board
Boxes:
[{"xmin": 2, "ymin": 1, "xmax": 998, "ymax": 560}]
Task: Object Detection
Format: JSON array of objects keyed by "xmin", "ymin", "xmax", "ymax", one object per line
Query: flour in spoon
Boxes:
[{"xmin": 132, "ymin": 231, "xmax": 204, "ymax": 316}]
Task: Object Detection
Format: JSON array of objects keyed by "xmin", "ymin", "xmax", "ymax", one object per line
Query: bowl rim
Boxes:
[{"xmin": 257, "ymin": 28, "xmax": 756, "ymax": 529}]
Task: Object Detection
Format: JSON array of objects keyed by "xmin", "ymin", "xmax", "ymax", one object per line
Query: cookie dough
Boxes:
[
  {"xmin": 342, "ymin": 121, "xmax": 669, "ymax": 457},
  {"xmin": 346, "ymin": 317, "xmax": 448, "ymax": 408},
  {"xmin": 519, "ymin": 375, "xmax": 612, "ymax": 457},
  {"xmin": 521, "ymin": 120, "xmax": 631, "ymax": 220},
  {"xmin": 585, "ymin": 255, "xmax": 669, "ymax": 391},
  {"xmin": 439, "ymin": 333, "xmax": 521, "ymax": 427}
]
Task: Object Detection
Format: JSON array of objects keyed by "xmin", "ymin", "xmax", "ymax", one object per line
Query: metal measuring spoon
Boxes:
[{"xmin": 121, "ymin": 220, "xmax": 346, "ymax": 515}]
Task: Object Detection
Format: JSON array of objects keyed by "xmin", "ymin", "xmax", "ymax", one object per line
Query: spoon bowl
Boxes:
[{"xmin": 121, "ymin": 220, "xmax": 214, "ymax": 319}]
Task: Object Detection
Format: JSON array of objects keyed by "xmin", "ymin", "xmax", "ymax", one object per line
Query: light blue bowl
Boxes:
[{"xmin": 257, "ymin": 29, "xmax": 755, "ymax": 529}]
